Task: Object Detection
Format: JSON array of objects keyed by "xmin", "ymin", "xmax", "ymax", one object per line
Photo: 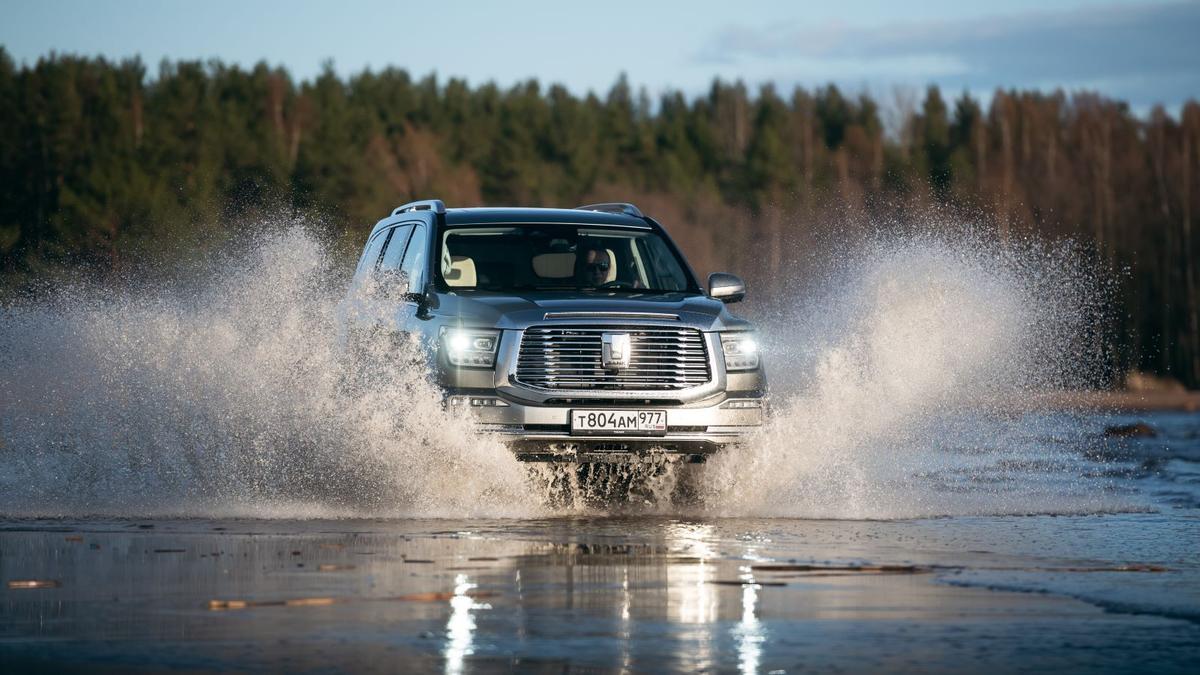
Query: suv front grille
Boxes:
[{"xmin": 515, "ymin": 326, "xmax": 711, "ymax": 391}]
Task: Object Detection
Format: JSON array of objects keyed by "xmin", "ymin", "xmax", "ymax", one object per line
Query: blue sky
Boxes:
[{"xmin": 2, "ymin": 0, "xmax": 1196, "ymax": 110}]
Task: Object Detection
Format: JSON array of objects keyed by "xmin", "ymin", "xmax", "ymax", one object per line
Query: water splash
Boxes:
[
  {"xmin": 0, "ymin": 223, "xmax": 1120, "ymax": 519},
  {"xmin": 0, "ymin": 224, "xmax": 540, "ymax": 518},
  {"xmin": 699, "ymin": 232, "xmax": 1120, "ymax": 517}
]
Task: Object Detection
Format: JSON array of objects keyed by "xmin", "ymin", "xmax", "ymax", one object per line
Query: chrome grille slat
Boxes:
[
  {"xmin": 537, "ymin": 353, "xmax": 707, "ymax": 360},
  {"xmin": 516, "ymin": 325, "xmax": 712, "ymax": 391},
  {"xmin": 518, "ymin": 360, "xmax": 706, "ymax": 365},
  {"xmin": 513, "ymin": 369, "xmax": 700, "ymax": 374},
  {"xmin": 518, "ymin": 368, "xmax": 707, "ymax": 374}
]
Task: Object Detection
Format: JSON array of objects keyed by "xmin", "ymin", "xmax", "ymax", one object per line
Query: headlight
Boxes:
[
  {"xmin": 440, "ymin": 327, "xmax": 500, "ymax": 368},
  {"xmin": 720, "ymin": 332, "xmax": 760, "ymax": 371}
]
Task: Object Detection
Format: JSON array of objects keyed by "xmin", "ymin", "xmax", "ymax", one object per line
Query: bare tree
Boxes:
[
  {"xmin": 1149, "ymin": 108, "xmax": 1174, "ymax": 371},
  {"xmin": 993, "ymin": 91, "xmax": 1015, "ymax": 244}
]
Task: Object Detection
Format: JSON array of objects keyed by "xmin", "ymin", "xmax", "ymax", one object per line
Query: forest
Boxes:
[{"xmin": 0, "ymin": 48, "xmax": 1197, "ymax": 387}]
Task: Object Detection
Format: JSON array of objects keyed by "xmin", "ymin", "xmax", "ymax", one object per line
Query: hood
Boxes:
[{"xmin": 432, "ymin": 291, "xmax": 753, "ymax": 331}]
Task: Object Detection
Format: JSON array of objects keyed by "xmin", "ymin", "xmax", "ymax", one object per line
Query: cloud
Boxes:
[{"xmin": 697, "ymin": 1, "xmax": 1200, "ymax": 106}]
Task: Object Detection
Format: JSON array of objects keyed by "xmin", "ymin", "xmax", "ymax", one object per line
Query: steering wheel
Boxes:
[{"xmin": 599, "ymin": 280, "xmax": 635, "ymax": 289}]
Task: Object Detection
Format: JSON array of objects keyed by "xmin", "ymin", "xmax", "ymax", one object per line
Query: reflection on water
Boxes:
[
  {"xmin": 444, "ymin": 574, "xmax": 478, "ymax": 675},
  {"xmin": 0, "ymin": 515, "xmax": 1196, "ymax": 672},
  {"xmin": 619, "ymin": 567, "xmax": 632, "ymax": 673},
  {"xmin": 673, "ymin": 557, "xmax": 718, "ymax": 625},
  {"xmin": 665, "ymin": 522, "xmax": 718, "ymax": 560},
  {"xmin": 665, "ymin": 522, "xmax": 718, "ymax": 670},
  {"xmin": 667, "ymin": 522, "xmax": 719, "ymax": 630},
  {"xmin": 737, "ymin": 569, "xmax": 764, "ymax": 675}
]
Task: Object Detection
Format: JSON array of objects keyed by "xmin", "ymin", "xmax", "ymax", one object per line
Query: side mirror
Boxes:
[
  {"xmin": 393, "ymin": 274, "xmax": 433, "ymax": 309},
  {"xmin": 708, "ymin": 272, "xmax": 746, "ymax": 303},
  {"xmin": 413, "ymin": 282, "xmax": 438, "ymax": 310}
]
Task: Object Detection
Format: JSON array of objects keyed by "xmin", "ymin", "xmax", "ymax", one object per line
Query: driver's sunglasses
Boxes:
[{"xmin": 588, "ymin": 261, "xmax": 610, "ymax": 271}]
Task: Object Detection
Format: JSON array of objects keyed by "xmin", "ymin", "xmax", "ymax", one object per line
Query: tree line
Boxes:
[{"xmin": 1, "ymin": 49, "xmax": 1197, "ymax": 386}]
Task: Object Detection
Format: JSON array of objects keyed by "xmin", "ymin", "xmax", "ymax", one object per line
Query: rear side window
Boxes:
[
  {"xmin": 378, "ymin": 224, "xmax": 415, "ymax": 272},
  {"xmin": 353, "ymin": 229, "xmax": 391, "ymax": 284},
  {"xmin": 400, "ymin": 225, "xmax": 429, "ymax": 290}
]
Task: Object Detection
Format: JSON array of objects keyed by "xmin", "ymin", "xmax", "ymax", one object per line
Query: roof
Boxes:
[{"xmin": 443, "ymin": 207, "xmax": 650, "ymax": 228}]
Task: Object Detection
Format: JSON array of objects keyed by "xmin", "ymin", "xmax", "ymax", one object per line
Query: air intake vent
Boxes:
[{"xmin": 516, "ymin": 326, "xmax": 710, "ymax": 391}]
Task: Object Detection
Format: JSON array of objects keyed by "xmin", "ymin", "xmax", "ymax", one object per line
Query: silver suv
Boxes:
[{"xmin": 343, "ymin": 200, "xmax": 766, "ymax": 463}]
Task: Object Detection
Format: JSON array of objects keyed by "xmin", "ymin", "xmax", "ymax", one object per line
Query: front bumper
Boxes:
[{"xmin": 448, "ymin": 393, "xmax": 765, "ymax": 462}]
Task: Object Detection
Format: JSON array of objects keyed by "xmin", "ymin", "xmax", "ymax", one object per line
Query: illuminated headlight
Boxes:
[
  {"xmin": 440, "ymin": 327, "xmax": 500, "ymax": 368},
  {"xmin": 720, "ymin": 333, "xmax": 760, "ymax": 371}
]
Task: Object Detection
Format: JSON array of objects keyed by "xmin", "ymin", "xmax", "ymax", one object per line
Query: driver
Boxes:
[{"xmin": 574, "ymin": 241, "xmax": 611, "ymax": 287}]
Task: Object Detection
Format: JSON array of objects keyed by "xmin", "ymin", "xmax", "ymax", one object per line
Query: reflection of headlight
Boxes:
[
  {"xmin": 720, "ymin": 333, "xmax": 760, "ymax": 371},
  {"xmin": 440, "ymin": 327, "xmax": 500, "ymax": 368}
]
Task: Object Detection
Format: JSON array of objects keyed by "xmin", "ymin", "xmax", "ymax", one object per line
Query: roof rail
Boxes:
[
  {"xmin": 575, "ymin": 202, "xmax": 644, "ymax": 218},
  {"xmin": 392, "ymin": 199, "xmax": 446, "ymax": 216}
]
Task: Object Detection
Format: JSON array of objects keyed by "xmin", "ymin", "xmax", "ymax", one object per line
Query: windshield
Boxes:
[{"xmin": 436, "ymin": 225, "xmax": 698, "ymax": 293}]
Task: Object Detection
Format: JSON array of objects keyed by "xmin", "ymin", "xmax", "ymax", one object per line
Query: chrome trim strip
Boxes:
[
  {"xmin": 543, "ymin": 311, "xmax": 680, "ymax": 321},
  {"xmin": 482, "ymin": 431, "xmax": 750, "ymax": 443}
]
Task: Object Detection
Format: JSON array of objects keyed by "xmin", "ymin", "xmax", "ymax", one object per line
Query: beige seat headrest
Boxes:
[
  {"xmin": 603, "ymin": 249, "xmax": 617, "ymax": 282},
  {"xmin": 532, "ymin": 252, "xmax": 576, "ymax": 278},
  {"xmin": 445, "ymin": 255, "xmax": 476, "ymax": 287}
]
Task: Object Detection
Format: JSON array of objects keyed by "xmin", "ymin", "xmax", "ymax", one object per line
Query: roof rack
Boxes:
[
  {"xmin": 392, "ymin": 199, "xmax": 446, "ymax": 216},
  {"xmin": 575, "ymin": 202, "xmax": 644, "ymax": 218}
]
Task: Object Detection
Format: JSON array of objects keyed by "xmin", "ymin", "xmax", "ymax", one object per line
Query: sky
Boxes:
[{"xmin": 2, "ymin": 0, "xmax": 1197, "ymax": 110}]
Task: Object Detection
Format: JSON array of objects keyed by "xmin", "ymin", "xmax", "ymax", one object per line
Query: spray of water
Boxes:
[
  {"xmin": 0, "ymin": 224, "xmax": 540, "ymax": 518},
  {"xmin": 699, "ymin": 231, "xmax": 1117, "ymax": 517},
  {"xmin": 0, "ymin": 220, "xmax": 1116, "ymax": 519}
]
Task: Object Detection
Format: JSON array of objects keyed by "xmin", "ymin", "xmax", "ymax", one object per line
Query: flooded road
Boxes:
[
  {"xmin": 2, "ymin": 513, "xmax": 1198, "ymax": 672},
  {"xmin": 3, "ymin": 230, "xmax": 1199, "ymax": 670}
]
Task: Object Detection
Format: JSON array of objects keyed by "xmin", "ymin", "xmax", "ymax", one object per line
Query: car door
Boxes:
[
  {"xmin": 369, "ymin": 223, "xmax": 415, "ymax": 329},
  {"xmin": 341, "ymin": 226, "xmax": 394, "ymax": 343},
  {"xmin": 341, "ymin": 223, "xmax": 413, "ymax": 347},
  {"xmin": 351, "ymin": 227, "xmax": 392, "ymax": 288},
  {"xmin": 377, "ymin": 223, "xmax": 416, "ymax": 293}
]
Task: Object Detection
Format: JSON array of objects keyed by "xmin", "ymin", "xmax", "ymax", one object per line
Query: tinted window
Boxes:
[
  {"xmin": 378, "ymin": 224, "xmax": 414, "ymax": 273},
  {"xmin": 400, "ymin": 225, "xmax": 428, "ymax": 290},
  {"xmin": 637, "ymin": 235, "xmax": 690, "ymax": 291},
  {"xmin": 437, "ymin": 225, "xmax": 697, "ymax": 293},
  {"xmin": 352, "ymin": 229, "xmax": 391, "ymax": 284}
]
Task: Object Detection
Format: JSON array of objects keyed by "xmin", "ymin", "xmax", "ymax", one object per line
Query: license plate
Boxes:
[{"xmin": 570, "ymin": 409, "xmax": 667, "ymax": 436}]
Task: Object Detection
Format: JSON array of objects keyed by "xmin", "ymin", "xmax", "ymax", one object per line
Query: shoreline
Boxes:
[{"xmin": 1035, "ymin": 389, "xmax": 1200, "ymax": 413}]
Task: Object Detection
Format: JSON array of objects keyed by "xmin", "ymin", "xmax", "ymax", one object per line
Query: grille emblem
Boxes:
[{"xmin": 601, "ymin": 332, "xmax": 632, "ymax": 371}]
